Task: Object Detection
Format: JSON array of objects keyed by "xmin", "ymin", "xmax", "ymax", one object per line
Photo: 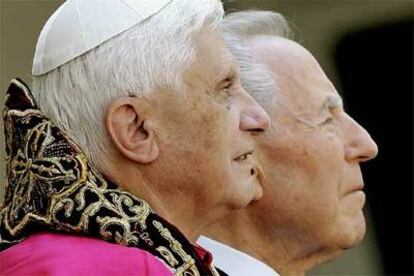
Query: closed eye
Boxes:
[
  {"xmin": 220, "ymin": 76, "xmax": 236, "ymax": 95},
  {"xmin": 223, "ymin": 79, "xmax": 233, "ymax": 90},
  {"xmin": 320, "ymin": 116, "xmax": 334, "ymax": 125}
]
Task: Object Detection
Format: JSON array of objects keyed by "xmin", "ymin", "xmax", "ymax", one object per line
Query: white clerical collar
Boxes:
[{"xmin": 198, "ymin": 236, "xmax": 279, "ymax": 276}]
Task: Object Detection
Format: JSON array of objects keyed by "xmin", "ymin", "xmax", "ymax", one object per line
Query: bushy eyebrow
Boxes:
[
  {"xmin": 322, "ymin": 94, "xmax": 343, "ymax": 111},
  {"xmin": 275, "ymin": 94, "xmax": 344, "ymax": 129}
]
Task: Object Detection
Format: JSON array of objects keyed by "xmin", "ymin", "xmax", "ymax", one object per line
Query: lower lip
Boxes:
[
  {"xmin": 343, "ymin": 189, "xmax": 366, "ymax": 199},
  {"xmin": 237, "ymin": 165, "xmax": 258, "ymax": 182},
  {"xmin": 342, "ymin": 190, "xmax": 366, "ymax": 211},
  {"xmin": 353, "ymin": 190, "xmax": 365, "ymax": 196},
  {"xmin": 349, "ymin": 190, "xmax": 366, "ymax": 202},
  {"xmin": 346, "ymin": 187, "xmax": 364, "ymax": 195},
  {"xmin": 357, "ymin": 190, "xmax": 365, "ymax": 194},
  {"xmin": 248, "ymin": 168, "xmax": 263, "ymax": 200}
]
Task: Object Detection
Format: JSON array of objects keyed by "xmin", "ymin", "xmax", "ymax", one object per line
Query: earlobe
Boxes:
[{"xmin": 106, "ymin": 97, "xmax": 159, "ymax": 164}]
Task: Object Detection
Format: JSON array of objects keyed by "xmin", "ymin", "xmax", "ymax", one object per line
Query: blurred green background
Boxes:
[{"xmin": 1, "ymin": 0, "xmax": 412, "ymax": 275}]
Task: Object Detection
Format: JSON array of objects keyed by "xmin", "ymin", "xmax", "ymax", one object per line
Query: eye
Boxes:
[
  {"xmin": 222, "ymin": 79, "xmax": 233, "ymax": 94},
  {"xmin": 320, "ymin": 116, "xmax": 334, "ymax": 125},
  {"xmin": 318, "ymin": 108, "xmax": 336, "ymax": 125},
  {"xmin": 220, "ymin": 76, "xmax": 235, "ymax": 96}
]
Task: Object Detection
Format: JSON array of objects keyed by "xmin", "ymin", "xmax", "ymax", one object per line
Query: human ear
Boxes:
[{"xmin": 106, "ymin": 97, "xmax": 159, "ymax": 164}]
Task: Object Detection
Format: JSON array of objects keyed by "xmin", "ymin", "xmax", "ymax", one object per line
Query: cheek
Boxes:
[
  {"xmin": 180, "ymin": 105, "xmax": 235, "ymax": 177},
  {"xmin": 183, "ymin": 96, "xmax": 229, "ymax": 147},
  {"xmin": 200, "ymin": 114, "xmax": 234, "ymax": 155},
  {"xmin": 258, "ymin": 135, "xmax": 343, "ymax": 224}
]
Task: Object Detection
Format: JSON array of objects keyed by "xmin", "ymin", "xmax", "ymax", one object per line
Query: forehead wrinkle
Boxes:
[
  {"xmin": 186, "ymin": 30, "xmax": 237, "ymax": 92},
  {"xmin": 184, "ymin": 55, "xmax": 233, "ymax": 96},
  {"xmin": 271, "ymin": 99, "xmax": 318, "ymax": 129},
  {"xmin": 218, "ymin": 52, "xmax": 238, "ymax": 79},
  {"xmin": 273, "ymin": 92, "xmax": 344, "ymax": 130},
  {"xmin": 251, "ymin": 36, "xmax": 343, "ymax": 129}
]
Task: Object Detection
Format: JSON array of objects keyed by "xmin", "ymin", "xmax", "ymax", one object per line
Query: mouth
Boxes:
[
  {"xmin": 233, "ymin": 150, "xmax": 254, "ymax": 162},
  {"xmin": 233, "ymin": 150, "xmax": 260, "ymax": 178},
  {"xmin": 345, "ymin": 183, "xmax": 365, "ymax": 196}
]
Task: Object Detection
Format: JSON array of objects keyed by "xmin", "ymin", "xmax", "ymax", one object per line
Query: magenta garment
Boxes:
[{"xmin": 0, "ymin": 232, "xmax": 174, "ymax": 276}]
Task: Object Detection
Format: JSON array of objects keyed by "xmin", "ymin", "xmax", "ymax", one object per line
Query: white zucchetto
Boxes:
[{"xmin": 32, "ymin": 0, "xmax": 172, "ymax": 76}]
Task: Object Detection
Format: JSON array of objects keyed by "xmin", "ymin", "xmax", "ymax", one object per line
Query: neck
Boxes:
[
  {"xmin": 108, "ymin": 160, "xmax": 218, "ymax": 243},
  {"xmin": 204, "ymin": 207, "xmax": 342, "ymax": 275}
]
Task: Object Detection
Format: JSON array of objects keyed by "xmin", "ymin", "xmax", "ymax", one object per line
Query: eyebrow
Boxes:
[{"xmin": 320, "ymin": 94, "xmax": 343, "ymax": 112}]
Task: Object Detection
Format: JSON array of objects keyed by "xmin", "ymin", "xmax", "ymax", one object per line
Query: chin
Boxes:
[
  {"xmin": 352, "ymin": 218, "xmax": 367, "ymax": 245},
  {"xmin": 338, "ymin": 213, "xmax": 367, "ymax": 249},
  {"xmin": 226, "ymin": 174, "xmax": 262, "ymax": 209},
  {"xmin": 227, "ymin": 185, "xmax": 257, "ymax": 210},
  {"xmin": 229, "ymin": 193, "xmax": 254, "ymax": 210}
]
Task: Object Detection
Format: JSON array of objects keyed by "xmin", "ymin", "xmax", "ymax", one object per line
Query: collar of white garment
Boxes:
[{"xmin": 198, "ymin": 236, "xmax": 279, "ymax": 276}]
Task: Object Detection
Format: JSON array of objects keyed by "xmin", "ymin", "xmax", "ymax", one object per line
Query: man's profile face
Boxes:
[
  {"xmin": 146, "ymin": 30, "xmax": 270, "ymax": 216},
  {"xmin": 249, "ymin": 36, "xmax": 378, "ymax": 253}
]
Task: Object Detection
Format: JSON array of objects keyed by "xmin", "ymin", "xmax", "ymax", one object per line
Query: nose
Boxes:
[
  {"xmin": 239, "ymin": 96, "xmax": 271, "ymax": 133},
  {"xmin": 344, "ymin": 114, "xmax": 378, "ymax": 163}
]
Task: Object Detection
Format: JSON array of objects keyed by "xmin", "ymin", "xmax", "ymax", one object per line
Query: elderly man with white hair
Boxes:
[
  {"xmin": 199, "ymin": 11, "xmax": 378, "ymax": 275},
  {"xmin": 0, "ymin": 1, "xmax": 271, "ymax": 275}
]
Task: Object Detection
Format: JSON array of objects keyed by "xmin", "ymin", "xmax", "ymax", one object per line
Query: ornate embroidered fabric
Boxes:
[{"xmin": 0, "ymin": 78, "xmax": 222, "ymax": 276}]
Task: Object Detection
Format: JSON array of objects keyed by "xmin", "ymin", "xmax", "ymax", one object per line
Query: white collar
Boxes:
[{"xmin": 198, "ymin": 236, "xmax": 279, "ymax": 276}]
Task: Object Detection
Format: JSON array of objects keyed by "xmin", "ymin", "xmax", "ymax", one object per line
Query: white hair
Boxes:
[
  {"xmin": 222, "ymin": 10, "xmax": 291, "ymax": 111},
  {"xmin": 31, "ymin": 0, "xmax": 224, "ymax": 173}
]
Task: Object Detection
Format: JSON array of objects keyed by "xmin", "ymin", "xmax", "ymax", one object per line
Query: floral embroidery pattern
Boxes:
[{"xmin": 8, "ymin": 120, "xmax": 77, "ymax": 226}]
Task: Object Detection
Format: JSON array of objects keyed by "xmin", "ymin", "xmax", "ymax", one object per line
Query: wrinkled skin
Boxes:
[
  {"xmin": 205, "ymin": 36, "xmax": 378, "ymax": 274},
  {"xmin": 107, "ymin": 30, "xmax": 270, "ymax": 241}
]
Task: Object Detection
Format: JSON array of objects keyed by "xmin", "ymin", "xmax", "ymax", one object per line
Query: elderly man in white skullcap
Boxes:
[
  {"xmin": 0, "ymin": 2, "xmax": 270, "ymax": 275},
  {"xmin": 199, "ymin": 11, "xmax": 378, "ymax": 275}
]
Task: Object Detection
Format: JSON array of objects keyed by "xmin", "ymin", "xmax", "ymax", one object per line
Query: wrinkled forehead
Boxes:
[
  {"xmin": 183, "ymin": 30, "xmax": 237, "ymax": 89},
  {"xmin": 249, "ymin": 35, "xmax": 341, "ymax": 112}
]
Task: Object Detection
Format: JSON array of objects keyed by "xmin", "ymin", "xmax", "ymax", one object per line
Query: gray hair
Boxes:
[
  {"xmin": 222, "ymin": 10, "xmax": 291, "ymax": 111},
  {"xmin": 31, "ymin": 0, "xmax": 224, "ymax": 173}
]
